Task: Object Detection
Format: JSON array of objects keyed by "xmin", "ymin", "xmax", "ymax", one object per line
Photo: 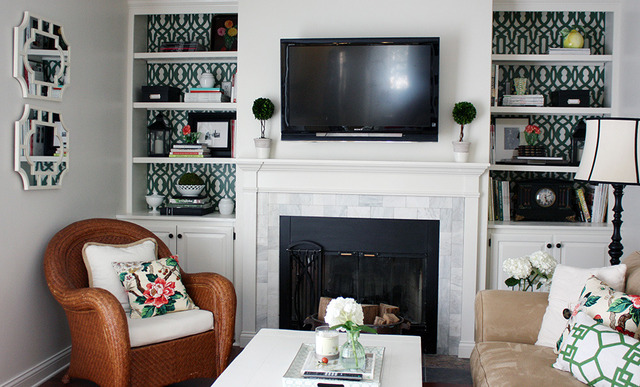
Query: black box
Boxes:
[
  {"xmin": 141, "ymin": 86, "xmax": 182, "ymax": 102},
  {"xmin": 550, "ymin": 90, "xmax": 590, "ymax": 107}
]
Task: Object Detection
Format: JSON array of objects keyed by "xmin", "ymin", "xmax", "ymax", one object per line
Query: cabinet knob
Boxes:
[
  {"xmin": 546, "ymin": 243, "xmax": 552, "ymax": 249},
  {"xmin": 168, "ymin": 233, "xmax": 174, "ymax": 239},
  {"xmin": 177, "ymin": 234, "xmax": 183, "ymax": 239},
  {"xmin": 556, "ymin": 243, "xmax": 562, "ymax": 249}
]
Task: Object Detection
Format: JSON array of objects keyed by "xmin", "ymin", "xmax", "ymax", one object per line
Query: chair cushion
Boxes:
[
  {"xmin": 471, "ymin": 342, "xmax": 584, "ymax": 387},
  {"xmin": 83, "ymin": 238, "xmax": 158, "ymax": 313},
  {"xmin": 128, "ymin": 309, "xmax": 214, "ymax": 347},
  {"xmin": 535, "ymin": 264, "xmax": 627, "ymax": 348},
  {"xmin": 112, "ymin": 256, "xmax": 198, "ymax": 318}
]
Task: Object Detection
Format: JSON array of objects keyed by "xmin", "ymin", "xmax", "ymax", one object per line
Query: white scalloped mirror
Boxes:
[
  {"xmin": 13, "ymin": 12, "xmax": 70, "ymax": 100},
  {"xmin": 15, "ymin": 105, "xmax": 69, "ymax": 190}
]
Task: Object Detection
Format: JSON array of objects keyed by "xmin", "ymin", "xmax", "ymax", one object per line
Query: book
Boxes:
[
  {"xmin": 548, "ymin": 47, "xmax": 591, "ymax": 55},
  {"xmin": 189, "ymin": 87, "xmax": 222, "ymax": 93},
  {"xmin": 184, "ymin": 92, "xmax": 222, "ymax": 103},
  {"xmin": 160, "ymin": 204, "xmax": 214, "ymax": 216},
  {"xmin": 168, "ymin": 154, "xmax": 208, "ymax": 158},
  {"xmin": 169, "ymin": 197, "xmax": 210, "ymax": 205},
  {"xmin": 501, "ymin": 180, "xmax": 510, "ymax": 222},
  {"xmin": 575, "ymin": 188, "xmax": 591, "ymax": 222},
  {"xmin": 172, "ymin": 143, "xmax": 208, "ymax": 149},
  {"xmin": 496, "ymin": 179, "xmax": 504, "ymax": 221}
]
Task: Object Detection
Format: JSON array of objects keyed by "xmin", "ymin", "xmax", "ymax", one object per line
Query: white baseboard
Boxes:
[
  {"xmin": 239, "ymin": 330, "xmax": 256, "ymax": 347},
  {"xmin": 1, "ymin": 347, "xmax": 70, "ymax": 387},
  {"xmin": 457, "ymin": 341, "xmax": 474, "ymax": 358}
]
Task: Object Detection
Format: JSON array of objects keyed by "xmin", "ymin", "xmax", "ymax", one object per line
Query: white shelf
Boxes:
[
  {"xmin": 134, "ymin": 51, "xmax": 237, "ymax": 63},
  {"xmin": 490, "ymin": 164, "xmax": 578, "ymax": 173},
  {"xmin": 133, "ymin": 102, "xmax": 236, "ymax": 110},
  {"xmin": 118, "ymin": 211, "xmax": 236, "ymax": 223},
  {"xmin": 133, "ymin": 157, "xmax": 236, "ymax": 164},
  {"xmin": 490, "ymin": 106, "xmax": 611, "ymax": 115},
  {"xmin": 492, "ymin": 54, "xmax": 612, "ymax": 64},
  {"xmin": 489, "ymin": 220, "xmax": 611, "ymax": 231}
]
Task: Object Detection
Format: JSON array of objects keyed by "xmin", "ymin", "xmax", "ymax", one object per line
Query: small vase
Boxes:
[
  {"xmin": 340, "ymin": 330, "xmax": 366, "ymax": 371},
  {"xmin": 524, "ymin": 132, "xmax": 539, "ymax": 146},
  {"xmin": 452, "ymin": 141, "xmax": 470, "ymax": 163},
  {"xmin": 254, "ymin": 137, "xmax": 272, "ymax": 159}
]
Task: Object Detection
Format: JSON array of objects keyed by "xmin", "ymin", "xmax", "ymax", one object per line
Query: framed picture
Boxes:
[
  {"xmin": 188, "ymin": 112, "xmax": 236, "ymax": 157},
  {"xmin": 494, "ymin": 118, "xmax": 529, "ymax": 162},
  {"xmin": 211, "ymin": 14, "xmax": 238, "ymax": 51}
]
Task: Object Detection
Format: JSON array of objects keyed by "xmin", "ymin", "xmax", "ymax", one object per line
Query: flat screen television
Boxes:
[{"xmin": 280, "ymin": 37, "xmax": 439, "ymax": 141}]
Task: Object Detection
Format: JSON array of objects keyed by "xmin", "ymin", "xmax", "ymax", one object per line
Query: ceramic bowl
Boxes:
[
  {"xmin": 176, "ymin": 184, "xmax": 205, "ymax": 197},
  {"xmin": 145, "ymin": 194, "xmax": 164, "ymax": 213}
]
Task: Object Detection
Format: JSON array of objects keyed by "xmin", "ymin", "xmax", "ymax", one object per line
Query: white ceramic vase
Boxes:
[
  {"xmin": 199, "ymin": 72, "xmax": 214, "ymax": 88},
  {"xmin": 452, "ymin": 141, "xmax": 471, "ymax": 163},
  {"xmin": 218, "ymin": 197, "xmax": 235, "ymax": 215},
  {"xmin": 254, "ymin": 138, "xmax": 272, "ymax": 159}
]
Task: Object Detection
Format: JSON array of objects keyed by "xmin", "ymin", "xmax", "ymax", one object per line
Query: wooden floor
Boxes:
[{"xmin": 41, "ymin": 347, "xmax": 472, "ymax": 387}]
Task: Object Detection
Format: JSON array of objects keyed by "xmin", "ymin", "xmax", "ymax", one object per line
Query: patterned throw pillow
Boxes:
[
  {"xmin": 556, "ymin": 276, "xmax": 640, "ymax": 352},
  {"xmin": 112, "ymin": 256, "xmax": 198, "ymax": 319},
  {"xmin": 553, "ymin": 311, "xmax": 640, "ymax": 386}
]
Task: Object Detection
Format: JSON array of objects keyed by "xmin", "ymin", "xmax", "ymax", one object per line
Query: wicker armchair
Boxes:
[{"xmin": 44, "ymin": 218, "xmax": 236, "ymax": 386}]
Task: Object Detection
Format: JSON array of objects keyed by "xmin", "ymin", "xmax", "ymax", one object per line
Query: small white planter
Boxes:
[
  {"xmin": 452, "ymin": 141, "xmax": 471, "ymax": 163},
  {"xmin": 254, "ymin": 138, "xmax": 272, "ymax": 159},
  {"xmin": 218, "ymin": 197, "xmax": 235, "ymax": 215}
]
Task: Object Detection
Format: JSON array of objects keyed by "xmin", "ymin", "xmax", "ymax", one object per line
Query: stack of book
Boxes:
[
  {"xmin": 591, "ymin": 184, "xmax": 609, "ymax": 223},
  {"xmin": 548, "ymin": 47, "xmax": 591, "ymax": 55},
  {"xmin": 159, "ymin": 41, "xmax": 206, "ymax": 52},
  {"xmin": 184, "ymin": 87, "xmax": 223, "ymax": 103},
  {"xmin": 161, "ymin": 195, "xmax": 214, "ymax": 216},
  {"xmin": 489, "ymin": 178, "xmax": 511, "ymax": 222},
  {"xmin": 169, "ymin": 143, "xmax": 210, "ymax": 158},
  {"xmin": 502, "ymin": 94, "xmax": 544, "ymax": 107}
]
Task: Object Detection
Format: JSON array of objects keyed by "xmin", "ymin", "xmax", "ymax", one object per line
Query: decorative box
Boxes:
[
  {"xmin": 141, "ymin": 86, "xmax": 182, "ymax": 102},
  {"xmin": 550, "ymin": 90, "xmax": 590, "ymax": 107}
]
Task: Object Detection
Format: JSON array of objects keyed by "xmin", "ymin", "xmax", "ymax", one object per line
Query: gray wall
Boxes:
[{"xmin": 0, "ymin": 1, "xmax": 127, "ymax": 384}]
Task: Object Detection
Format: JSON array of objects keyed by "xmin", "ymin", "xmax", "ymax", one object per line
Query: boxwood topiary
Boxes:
[{"xmin": 178, "ymin": 172, "xmax": 204, "ymax": 186}]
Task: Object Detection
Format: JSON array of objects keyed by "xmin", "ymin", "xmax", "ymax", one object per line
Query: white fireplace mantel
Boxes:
[{"xmin": 234, "ymin": 159, "xmax": 489, "ymax": 357}]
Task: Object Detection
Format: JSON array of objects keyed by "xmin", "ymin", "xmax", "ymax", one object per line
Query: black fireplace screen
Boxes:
[{"xmin": 279, "ymin": 216, "xmax": 439, "ymax": 353}]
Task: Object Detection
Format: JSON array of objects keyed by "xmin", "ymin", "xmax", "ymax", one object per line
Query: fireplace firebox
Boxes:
[{"xmin": 279, "ymin": 216, "xmax": 439, "ymax": 353}]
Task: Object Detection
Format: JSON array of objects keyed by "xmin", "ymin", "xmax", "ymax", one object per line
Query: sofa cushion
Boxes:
[
  {"xmin": 471, "ymin": 342, "xmax": 584, "ymax": 387},
  {"xmin": 113, "ymin": 256, "xmax": 199, "ymax": 319},
  {"xmin": 536, "ymin": 264, "xmax": 627, "ymax": 348},
  {"xmin": 624, "ymin": 252, "xmax": 640, "ymax": 296},
  {"xmin": 83, "ymin": 238, "xmax": 158, "ymax": 313},
  {"xmin": 128, "ymin": 309, "xmax": 214, "ymax": 347},
  {"xmin": 553, "ymin": 311, "xmax": 640, "ymax": 386}
]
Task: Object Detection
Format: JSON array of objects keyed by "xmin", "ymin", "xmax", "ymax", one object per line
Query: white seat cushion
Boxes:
[{"xmin": 128, "ymin": 309, "xmax": 214, "ymax": 347}]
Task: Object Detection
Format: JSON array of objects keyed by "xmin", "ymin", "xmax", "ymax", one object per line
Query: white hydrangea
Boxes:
[
  {"xmin": 324, "ymin": 297, "xmax": 364, "ymax": 327},
  {"xmin": 502, "ymin": 256, "xmax": 532, "ymax": 279},
  {"xmin": 529, "ymin": 250, "xmax": 557, "ymax": 276}
]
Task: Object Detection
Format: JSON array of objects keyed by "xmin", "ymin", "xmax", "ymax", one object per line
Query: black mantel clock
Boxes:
[{"xmin": 515, "ymin": 179, "xmax": 577, "ymax": 221}]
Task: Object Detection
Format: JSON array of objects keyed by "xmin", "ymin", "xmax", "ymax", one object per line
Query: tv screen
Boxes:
[{"xmin": 281, "ymin": 37, "xmax": 439, "ymax": 141}]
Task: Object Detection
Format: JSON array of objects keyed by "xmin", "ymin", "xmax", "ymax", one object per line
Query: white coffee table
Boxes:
[{"xmin": 212, "ymin": 328, "xmax": 422, "ymax": 386}]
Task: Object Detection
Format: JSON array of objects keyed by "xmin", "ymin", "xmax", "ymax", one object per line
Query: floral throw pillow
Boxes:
[
  {"xmin": 112, "ymin": 256, "xmax": 198, "ymax": 319},
  {"xmin": 581, "ymin": 276, "xmax": 640, "ymax": 336}
]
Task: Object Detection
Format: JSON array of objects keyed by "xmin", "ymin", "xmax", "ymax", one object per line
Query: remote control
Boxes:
[{"xmin": 302, "ymin": 371, "xmax": 363, "ymax": 381}]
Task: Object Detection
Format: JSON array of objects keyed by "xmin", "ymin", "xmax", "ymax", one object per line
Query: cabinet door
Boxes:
[
  {"xmin": 489, "ymin": 232, "xmax": 551, "ymax": 290},
  {"xmin": 554, "ymin": 233, "xmax": 611, "ymax": 268},
  {"xmin": 176, "ymin": 225, "xmax": 234, "ymax": 281},
  {"xmin": 126, "ymin": 220, "xmax": 178, "ymax": 254}
]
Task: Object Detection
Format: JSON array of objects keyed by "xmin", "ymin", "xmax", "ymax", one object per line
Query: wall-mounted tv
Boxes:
[{"xmin": 280, "ymin": 37, "xmax": 439, "ymax": 142}]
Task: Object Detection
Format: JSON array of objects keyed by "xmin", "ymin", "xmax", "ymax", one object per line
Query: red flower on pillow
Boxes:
[
  {"xmin": 632, "ymin": 295, "xmax": 640, "ymax": 309},
  {"xmin": 143, "ymin": 278, "xmax": 176, "ymax": 308}
]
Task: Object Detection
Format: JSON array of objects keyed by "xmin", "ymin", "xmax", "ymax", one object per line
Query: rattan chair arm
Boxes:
[{"xmin": 182, "ymin": 272, "xmax": 236, "ymax": 377}]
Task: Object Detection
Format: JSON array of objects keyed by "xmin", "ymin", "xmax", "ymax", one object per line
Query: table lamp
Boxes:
[{"xmin": 574, "ymin": 117, "xmax": 640, "ymax": 265}]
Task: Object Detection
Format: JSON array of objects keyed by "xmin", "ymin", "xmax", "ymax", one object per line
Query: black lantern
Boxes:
[
  {"xmin": 570, "ymin": 119, "xmax": 586, "ymax": 166},
  {"xmin": 147, "ymin": 113, "xmax": 171, "ymax": 157}
]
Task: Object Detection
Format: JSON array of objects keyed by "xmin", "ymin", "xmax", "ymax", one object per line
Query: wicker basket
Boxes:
[{"xmin": 517, "ymin": 145, "xmax": 546, "ymax": 157}]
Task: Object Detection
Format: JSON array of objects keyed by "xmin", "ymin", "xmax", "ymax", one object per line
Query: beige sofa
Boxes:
[{"xmin": 471, "ymin": 252, "xmax": 640, "ymax": 387}]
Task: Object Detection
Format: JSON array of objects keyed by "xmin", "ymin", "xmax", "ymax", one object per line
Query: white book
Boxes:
[{"xmin": 501, "ymin": 181, "xmax": 510, "ymax": 222}]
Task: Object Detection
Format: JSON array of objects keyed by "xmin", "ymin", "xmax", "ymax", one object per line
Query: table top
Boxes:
[{"xmin": 212, "ymin": 328, "xmax": 422, "ymax": 387}]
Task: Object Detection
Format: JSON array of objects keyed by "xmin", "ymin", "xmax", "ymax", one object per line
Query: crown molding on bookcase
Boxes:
[{"xmin": 128, "ymin": 0, "xmax": 237, "ymax": 15}]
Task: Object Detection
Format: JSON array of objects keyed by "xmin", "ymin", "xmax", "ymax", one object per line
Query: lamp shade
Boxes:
[{"xmin": 575, "ymin": 118, "xmax": 640, "ymax": 185}]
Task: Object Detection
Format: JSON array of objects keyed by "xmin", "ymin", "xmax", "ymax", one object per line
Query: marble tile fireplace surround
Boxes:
[{"xmin": 236, "ymin": 159, "xmax": 488, "ymax": 357}]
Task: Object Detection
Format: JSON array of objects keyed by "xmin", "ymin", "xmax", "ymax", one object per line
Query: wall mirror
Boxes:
[
  {"xmin": 15, "ymin": 105, "xmax": 69, "ymax": 190},
  {"xmin": 13, "ymin": 12, "xmax": 70, "ymax": 100}
]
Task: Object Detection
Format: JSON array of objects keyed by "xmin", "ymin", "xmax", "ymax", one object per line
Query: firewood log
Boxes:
[
  {"xmin": 379, "ymin": 303, "xmax": 400, "ymax": 316},
  {"xmin": 382, "ymin": 313, "xmax": 400, "ymax": 324},
  {"xmin": 361, "ymin": 304, "xmax": 379, "ymax": 324}
]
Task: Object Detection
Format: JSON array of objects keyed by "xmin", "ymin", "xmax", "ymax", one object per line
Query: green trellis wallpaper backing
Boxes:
[
  {"xmin": 144, "ymin": 14, "xmax": 238, "ymax": 209},
  {"xmin": 491, "ymin": 11, "xmax": 608, "ymax": 191}
]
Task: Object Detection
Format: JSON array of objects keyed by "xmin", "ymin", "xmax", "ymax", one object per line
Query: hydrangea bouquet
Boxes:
[
  {"xmin": 324, "ymin": 297, "xmax": 376, "ymax": 370},
  {"xmin": 503, "ymin": 250, "xmax": 557, "ymax": 291}
]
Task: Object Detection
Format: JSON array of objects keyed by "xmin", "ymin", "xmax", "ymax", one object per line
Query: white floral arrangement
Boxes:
[
  {"xmin": 324, "ymin": 297, "xmax": 375, "ymax": 334},
  {"xmin": 503, "ymin": 250, "xmax": 557, "ymax": 291}
]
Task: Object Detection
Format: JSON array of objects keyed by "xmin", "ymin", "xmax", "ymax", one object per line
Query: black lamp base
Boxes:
[{"xmin": 608, "ymin": 183, "xmax": 625, "ymax": 265}]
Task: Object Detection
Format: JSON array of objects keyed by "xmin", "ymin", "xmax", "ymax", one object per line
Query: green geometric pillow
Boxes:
[
  {"xmin": 553, "ymin": 311, "xmax": 640, "ymax": 386},
  {"xmin": 112, "ymin": 256, "xmax": 198, "ymax": 319}
]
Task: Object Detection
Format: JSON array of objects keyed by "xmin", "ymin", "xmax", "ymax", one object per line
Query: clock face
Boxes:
[{"xmin": 535, "ymin": 188, "xmax": 556, "ymax": 208}]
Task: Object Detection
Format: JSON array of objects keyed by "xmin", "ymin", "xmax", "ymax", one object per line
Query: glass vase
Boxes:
[{"xmin": 340, "ymin": 330, "xmax": 366, "ymax": 371}]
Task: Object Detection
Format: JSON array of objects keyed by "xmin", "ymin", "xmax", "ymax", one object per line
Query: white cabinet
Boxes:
[
  {"xmin": 120, "ymin": 217, "xmax": 234, "ymax": 282},
  {"xmin": 488, "ymin": 225, "xmax": 611, "ymax": 290}
]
